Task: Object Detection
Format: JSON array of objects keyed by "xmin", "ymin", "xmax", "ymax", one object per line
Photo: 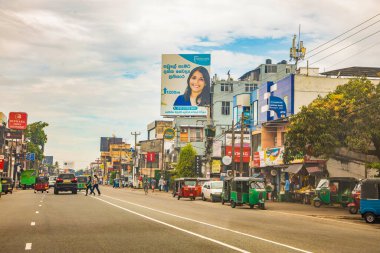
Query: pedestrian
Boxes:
[
  {"xmin": 151, "ymin": 178, "xmax": 156, "ymax": 192},
  {"xmin": 93, "ymin": 175, "xmax": 101, "ymax": 196},
  {"xmin": 159, "ymin": 177, "xmax": 164, "ymax": 191},
  {"xmin": 284, "ymin": 179, "xmax": 290, "ymax": 202},
  {"xmin": 85, "ymin": 176, "xmax": 94, "ymax": 196}
]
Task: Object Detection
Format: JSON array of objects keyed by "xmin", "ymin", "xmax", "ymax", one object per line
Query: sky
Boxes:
[{"xmin": 1, "ymin": 0, "xmax": 379, "ymax": 169}]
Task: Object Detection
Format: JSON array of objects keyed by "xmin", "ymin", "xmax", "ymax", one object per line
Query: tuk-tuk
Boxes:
[
  {"xmin": 221, "ymin": 177, "xmax": 232, "ymax": 205},
  {"xmin": 1, "ymin": 177, "xmax": 14, "ymax": 194},
  {"xmin": 172, "ymin": 178, "xmax": 199, "ymax": 200},
  {"xmin": 34, "ymin": 176, "xmax": 49, "ymax": 193},
  {"xmin": 76, "ymin": 176, "xmax": 87, "ymax": 191},
  {"xmin": 313, "ymin": 177, "xmax": 358, "ymax": 208},
  {"xmin": 230, "ymin": 177, "xmax": 267, "ymax": 209},
  {"xmin": 360, "ymin": 178, "xmax": 380, "ymax": 223},
  {"xmin": 348, "ymin": 181, "xmax": 362, "ymax": 214},
  {"xmin": 20, "ymin": 169, "xmax": 37, "ymax": 189}
]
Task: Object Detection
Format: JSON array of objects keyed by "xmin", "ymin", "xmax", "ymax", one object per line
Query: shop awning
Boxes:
[
  {"xmin": 284, "ymin": 164, "xmax": 303, "ymax": 174},
  {"xmin": 306, "ymin": 166, "xmax": 322, "ymax": 174}
]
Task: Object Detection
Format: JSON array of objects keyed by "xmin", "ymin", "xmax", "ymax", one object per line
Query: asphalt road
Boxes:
[{"xmin": 0, "ymin": 186, "xmax": 379, "ymax": 253}]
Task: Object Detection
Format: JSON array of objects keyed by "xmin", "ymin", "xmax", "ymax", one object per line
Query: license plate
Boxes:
[
  {"xmin": 64, "ymin": 180, "xmax": 71, "ymax": 183},
  {"xmin": 189, "ymin": 194, "xmax": 193, "ymax": 196}
]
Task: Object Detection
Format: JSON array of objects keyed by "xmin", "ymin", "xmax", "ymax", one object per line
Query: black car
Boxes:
[
  {"xmin": 54, "ymin": 173, "xmax": 77, "ymax": 194},
  {"xmin": 1, "ymin": 177, "xmax": 14, "ymax": 194}
]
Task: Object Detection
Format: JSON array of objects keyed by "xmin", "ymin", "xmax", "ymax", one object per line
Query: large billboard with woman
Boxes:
[{"xmin": 161, "ymin": 54, "xmax": 211, "ymax": 116}]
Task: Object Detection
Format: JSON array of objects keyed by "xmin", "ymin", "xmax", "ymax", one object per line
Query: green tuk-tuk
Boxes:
[
  {"xmin": 221, "ymin": 177, "xmax": 232, "ymax": 205},
  {"xmin": 20, "ymin": 170, "xmax": 37, "ymax": 189},
  {"xmin": 313, "ymin": 177, "xmax": 358, "ymax": 208},
  {"xmin": 230, "ymin": 177, "xmax": 267, "ymax": 209},
  {"xmin": 76, "ymin": 176, "xmax": 87, "ymax": 191}
]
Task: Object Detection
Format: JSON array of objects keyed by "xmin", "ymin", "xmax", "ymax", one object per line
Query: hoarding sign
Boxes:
[
  {"xmin": 195, "ymin": 155, "xmax": 202, "ymax": 176},
  {"xmin": 225, "ymin": 146, "xmax": 251, "ymax": 163},
  {"xmin": 147, "ymin": 152, "xmax": 156, "ymax": 163},
  {"xmin": 225, "ymin": 133, "xmax": 250, "ymax": 147},
  {"xmin": 8, "ymin": 112, "xmax": 28, "ymax": 130},
  {"xmin": 212, "ymin": 160, "xmax": 221, "ymax": 173},
  {"xmin": 269, "ymin": 96, "xmax": 287, "ymax": 118},
  {"xmin": 0, "ymin": 158, "xmax": 4, "ymax": 171},
  {"xmin": 161, "ymin": 54, "xmax": 211, "ymax": 116},
  {"xmin": 163, "ymin": 128, "xmax": 176, "ymax": 140}
]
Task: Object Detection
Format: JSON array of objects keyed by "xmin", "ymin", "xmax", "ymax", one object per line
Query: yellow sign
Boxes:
[{"xmin": 212, "ymin": 160, "xmax": 221, "ymax": 173}]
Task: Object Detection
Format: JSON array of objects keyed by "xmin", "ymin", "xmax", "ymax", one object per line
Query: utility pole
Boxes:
[
  {"xmin": 131, "ymin": 131, "xmax": 140, "ymax": 185},
  {"xmin": 239, "ymin": 111, "xmax": 244, "ymax": 176},
  {"xmin": 231, "ymin": 119, "xmax": 235, "ymax": 178},
  {"xmin": 289, "ymin": 25, "xmax": 306, "ymax": 70}
]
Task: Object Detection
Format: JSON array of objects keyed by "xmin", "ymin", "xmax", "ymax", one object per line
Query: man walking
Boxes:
[{"xmin": 93, "ymin": 175, "xmax": 101, "ymax": 196}]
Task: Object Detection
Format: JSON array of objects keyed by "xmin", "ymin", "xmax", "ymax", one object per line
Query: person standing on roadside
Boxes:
[
  {"xmin": 85, "ymin": 176, "xmax": 94, "ymax": 196},
  {"xmin": 151, "ymin": 178, "xmax": 156, "ymax": 192},
  {"xmin": 93, "ymin": 175, "xmax": 101, "ymax": 196},
  {"xmin": 159, "ymin": 177, "xmax": 164, "ymax": 191}
]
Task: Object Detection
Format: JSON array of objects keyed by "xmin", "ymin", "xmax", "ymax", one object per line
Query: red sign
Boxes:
[
  {"xmin": 253, "ymin": 152, "xmax": 261, "ymax": 167},
  {"xmin": 0, "ymin": 159, "xmax": 4, "ymax": 171},
  {"xmin": 225, "ymin": 146, "xmax": 251, "ymax": 163},
  {"xmin": 8, "ymin": 112, "xmax": 28, "ymax": 130},
  {"xmin": 147, "ymin": 152, "xmax": 156, "ymax": 162}
]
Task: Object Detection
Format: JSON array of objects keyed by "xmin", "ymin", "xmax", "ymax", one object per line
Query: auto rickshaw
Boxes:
[
  {"xmin": 172, "ymin": 178, "xmax": 199, "ymax": 200},
  {"xmin": 230, "ymin": 177, "xmax": 267, "ymax": 209},
  {"xmin": 1, "ymin": 177, "xmax": 14, "ymax": 194},
  {"xmin": 34, "ymin": 176, "xmax": 49, "ymax": 193},
  {"xmin": 221, "ymin": 177, "xmax": 232, "ymax": 205},
  {"xmin": 76, "ymin": 176, "xmax": 87, "ymax": 191},
  {"xmin": 359, "ymin": 178, "xmax": 380, "ymax": 223},
  {"xmin": 313, "ymin": 177, "xmax": 358, "ymax": 208},
  {"xmin": 348, "ymin": 181, "xmax": 362, "ymax": 214}
]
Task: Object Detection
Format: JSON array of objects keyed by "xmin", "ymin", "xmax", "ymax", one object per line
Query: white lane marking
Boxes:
[
  {"xmin": 95, "ymin": 197, "xmax": 250, "ymax": 253},
  {"xmin": 38, "ymin": 204, "xmax": 42, "ymax": 207},
  {"xmin": 35, "ymin": 211, "xmax": 39, "ymax": 214},
  {"xmin": 31, "ymin": 222, "xmax": 35, "ymax": 226},
  {"xmin": 40, "ymin": 201, "xmax": 43, "ymax": 203},
  {"xmin": 101, "ymin": 195, "xmax": 312, "ymax": 253},
  {"xmin": 25, "ymin": 243, "xmax": 32, "ymax": 250}
]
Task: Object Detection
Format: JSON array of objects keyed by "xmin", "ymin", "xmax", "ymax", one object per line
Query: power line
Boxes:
[
  {"xmin": 310, "ymin": 30, "xmax": 380, "ymax": 66},
  {"xmin": 308, "ymin": 13, "xmax": 380, "ymax": 54}
]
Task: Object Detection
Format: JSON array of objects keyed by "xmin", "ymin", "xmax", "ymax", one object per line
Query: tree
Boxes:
[
  {"xmin": 284, "ymin": 78, "xmax": 380, "ymax": 163},
  {"xmin": 25, "ymin": 121, "xmax": 49, "ymax": 166},
  {"xmin": 175, "ymin": 143, "xmax": 197, "ymax": 177}
]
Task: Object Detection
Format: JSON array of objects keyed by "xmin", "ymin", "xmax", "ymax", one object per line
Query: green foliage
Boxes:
[
  {"xmin": 110, "ymin": 171, "xmax": 117, "ymax": 184},
  {"xmin": 367, "ymin": 162, "xmax": 380, "ymax": 177},
  {"xmin": 25, "ymin": 122, "xmax": 49, "ymax": 162},
  {"xmin": 175, "ymin": 143, "xmax": 197, "ymax": 177},
  {"xmin": 285, "ymin": 78, "xmax": 380, "ymax": 163}
]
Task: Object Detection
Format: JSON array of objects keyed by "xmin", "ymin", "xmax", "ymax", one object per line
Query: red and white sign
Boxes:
[
  {"xmin": 0, "ymin": 158, "xmax": 4, "ymax": 172},
  {"xmin": 225, "ymin": 146, "xmax": 251, "ymax": 163},
  {"xmin": 8, "ymin": 112, "xmax": 28, "ymax": 130},
  {"xmin": 147, "ymin": 152, "xmax": 156, "ymax": 162}
]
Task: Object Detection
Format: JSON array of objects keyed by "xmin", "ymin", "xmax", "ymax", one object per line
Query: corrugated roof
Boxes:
[{"xmin": 321, "ymin": 67, "xmax": 380, "ymax": 77}]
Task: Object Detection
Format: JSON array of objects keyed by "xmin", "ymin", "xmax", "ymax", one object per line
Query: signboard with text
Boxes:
[
  {"xmin": 0, "ymin": 158, "xmax": 4, "ymax": 171},
  {"xmin": 8, "ymin": 112, "xmax": 28, "ymax": 130},
  {"xmin": 147, "ymin": 152, "xmax": 156, "ymax": 163},
  {"xmin": 225, "ymin": 146, "xmax": 251, "ymax": 163}
]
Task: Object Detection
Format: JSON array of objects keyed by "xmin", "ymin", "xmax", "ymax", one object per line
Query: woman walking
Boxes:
[
  {"xmin": 93, "ymin": 175, "xmax": 101, "ymax": 196},
  {"xmin": 85, "ymin": 176, "xmax": 94, "ymax": 196}
]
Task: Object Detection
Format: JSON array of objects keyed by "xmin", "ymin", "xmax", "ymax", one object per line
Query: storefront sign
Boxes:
[
  {"xmin": 8, "ymin": 112, "xmax": 28, "ymax": 130},
  {"xmin": 163, "ymin": 128, "xmax": 176, "ymax": 140},
  {"xmin": 147, "ymin": 152, "xmax": 156, "ymax": 163},
  {"xmin": 211, "ymin": 160, "xmax": 221, "ymax": 173},
  {"xmin": 225, "ymin": 133, "xmax": 250, "ymax": 147},
  {"xmin": 225, "ymin": 146, "xmax": 251, "ymax": 163},
  {"xmin": 5, "ymin": 130, "xmax": 23, "ymax": 140},
  {"xmin": 269, "ymin": 96, "xmax": 287, "ymax": 118}
]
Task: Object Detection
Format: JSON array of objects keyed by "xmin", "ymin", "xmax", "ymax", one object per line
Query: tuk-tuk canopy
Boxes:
[
  {"xmin": 361, "ymin": 179, "xmax": 380, "ymax": 199},
  {"xmin": 36, "ymin": 176, "xmax": 48, "ymax": 183}
]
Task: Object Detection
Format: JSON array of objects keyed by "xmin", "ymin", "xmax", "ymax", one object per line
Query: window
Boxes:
[
  {"xmin": 286, "ymin": 67, "xmax": 290, "ymax": 73},
  {"xmin": 265, "ymin": 65, "xmax": 277, "ymax": 73},
  {"xmin": 245, "ymin": 83, "xmax": 255, "ymax": 92},
  {"xmin": 221, "ymin": 83, "xmax": 233, "ymax": 92},
  {"xmin": 189, "ymin": 128, "xmax": 203, "ymax": 142},
  {"xmin": 221, "ymin": 101, "xmax": 230, "ymax": 115}
]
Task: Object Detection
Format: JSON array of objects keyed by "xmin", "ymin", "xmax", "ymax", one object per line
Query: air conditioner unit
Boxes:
[{"xmin": 227, "ymin": 170, "xmax": 234, "ymax": 177}]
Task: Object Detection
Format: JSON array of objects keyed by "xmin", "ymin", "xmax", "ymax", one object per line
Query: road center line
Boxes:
[
  {"xmin": 100, "ymin": 194, "xmax": 312, "ymax": 253},
  {"xmin": 94, "ymin": 197, "xmax": 249, "ymax": 253},
  {"xmin": 25, "ymin": 243, "xmax": 32, "ymax": 250},
  {"xmin": 31, "ymin": 222, "xmax": 35, "ymax": 226},
  {"xmin": 35, "ymin": 211, "xmax": 39, "ymax": 214}
]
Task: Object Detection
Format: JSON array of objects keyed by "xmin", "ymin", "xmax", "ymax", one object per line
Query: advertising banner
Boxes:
[
  {"xmin": 161, "ymin": 54, "xmax": 211, "ymax": 116},
  {"xmin": 211, "ymin": 160, "xmax": 221, "ymax": 173},
  {"xmin": 212, "ymin": 140, "xmax": 222, "ymax": 157},
  {"xmin": 225, "ymin": 133, "xmax": 250, "ymax": 147},
  {"xmin": 0, "ymin": 158, "xmax": 4, "ymax": 171},
  {"xmin": 8, "ymin": 112, "xmax": 28, "ymax": 130},
  {"xmin": 147, "ymin": 152, "xmax": 156, "ymax": 163},
  {"xmin": 253, "ymin": 147, "xmax": 304, "ymax": 167},
  {"xmin": 225, "ymin": 146, "xmax": 251, "ymax": 163}
]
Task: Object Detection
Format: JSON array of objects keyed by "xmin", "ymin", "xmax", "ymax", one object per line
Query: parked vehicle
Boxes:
[
  {"xmin": 348, "ymin": 181, "xmax": 362, "ymax": 214},
  {"xmin": 201, "ymin": 181, "xmax": 223, "ymax": 202},
  {"xmin": 172, "ymin": 178, "xmax": 199, "ymax": 200},
  {"xmin": 230, "ymin": 177, "xmax": 266, "ymax": 209},
  {"xmin": 221, "ymin": 177, "xmax": 232, "ymax": 205},
  {"xmin": 313, "ymin": 177, "xmax": 358, "ymax": 208},
  {"xmin": 48, "ymin": 176, "xmax": 57, "ymax": 188},
  {"xmin": 359, "ymin": 178, "xmax": 380, "ymax": 223},
  {"xmin": 1, "ymin": 177, "xmax": 14, "ymax": 194},
  {"xmin": 20, "ymin": 169, "xmax": 37, "ymax": 189},
  {"xmin": 54, "ymin": 173, "xmax": 77, "ymax": 194},
  {"xmin": 76, "ymin": 176, "xmax": 87, "ymax": 191},
  {"xmin": 34, "ymin": 176, "xmax": 49, "ymax": 193}
]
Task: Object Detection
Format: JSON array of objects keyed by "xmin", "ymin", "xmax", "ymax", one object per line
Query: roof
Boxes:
[
  {"xmin": 321, "ymin": 67, "xmax": 380, "ymax": 77},
  {"xmin": 284, "ymin": 164, "xmax": 303, "ymax": 174}
]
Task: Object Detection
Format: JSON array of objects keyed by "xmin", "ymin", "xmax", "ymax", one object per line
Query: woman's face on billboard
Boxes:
[{"xmin": 189, "ymin": 70, "xmax": 205, "ymax": 94}]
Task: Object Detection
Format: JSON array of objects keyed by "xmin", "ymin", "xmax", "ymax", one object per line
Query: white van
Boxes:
[{"xmin": 201, "ymin": 181, "xmax": 223, "ymax": 202}]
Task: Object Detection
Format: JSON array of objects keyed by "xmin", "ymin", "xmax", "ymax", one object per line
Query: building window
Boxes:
[
  {"xmin": 265, "ymin": 65, "xmax": 277, "ymax": 73},
  {"xmin": 252, "ymin": 134, "xmax": 261, "ymax": 152},
  {"xmin": 221, "ymin": 101, "xmax": 230, "ymax": 115},
  {"xmin": 221, "ymin": 83, "xmax": 233, "ymax": 92},
  {"xmin": 245, "ymin": 83, "xmax": 255, "ymax": 92},
  {"xmin": 286, "ymin": 67, "xmax": 290, "ymax": 73},
  {"xmin": 189, "ymin": 128, "xmax": 203, "ymax": 142}
]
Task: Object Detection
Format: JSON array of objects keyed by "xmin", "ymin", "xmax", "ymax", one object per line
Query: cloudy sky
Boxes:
[{"xmin": 1, "ymin": 0, "xmax": 379, "ymax": 169}]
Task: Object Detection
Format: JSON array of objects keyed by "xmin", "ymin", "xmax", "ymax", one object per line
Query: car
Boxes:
[
  {"xmin": 54, "ymin": 173, "xmax": 77, "ymax": 194},
  {"xmin": 201, "ymin": 181, "xmax": 223, "ymax": 202},
  {"xmin": 48, "ymin": 176, "xmax": 57, "ymax": 188}
]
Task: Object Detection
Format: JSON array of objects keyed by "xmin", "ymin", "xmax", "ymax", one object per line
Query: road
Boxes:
[{"xmin": 0, "ymin": 186, "xmax": 379, "ymax": 253}]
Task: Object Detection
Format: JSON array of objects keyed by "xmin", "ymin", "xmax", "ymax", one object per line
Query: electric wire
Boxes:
[{"xmin": 308, "ymin": 13, "xmax": 380, "ymax": 54}]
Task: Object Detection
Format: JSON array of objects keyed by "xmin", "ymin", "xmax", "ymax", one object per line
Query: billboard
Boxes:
[
  {"xmin": 161, "ymin": 54, "xmax": 211, "ymax": 116},
  {"xmin": 100, "ymin": 137, "xmax": 123, "ymax": 152},
  {"xmin": 8, "ymin": 112, "xmax": 28, "ymax": 130}
]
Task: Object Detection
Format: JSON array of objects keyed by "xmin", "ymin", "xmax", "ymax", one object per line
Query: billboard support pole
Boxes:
[
  {"xmin": 239, "ymin": 112, "xmax": 244, "ymax": 176},
  {"xmin": 231, "ymin": 119, "xmax": 235, "ymax": 178}
]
